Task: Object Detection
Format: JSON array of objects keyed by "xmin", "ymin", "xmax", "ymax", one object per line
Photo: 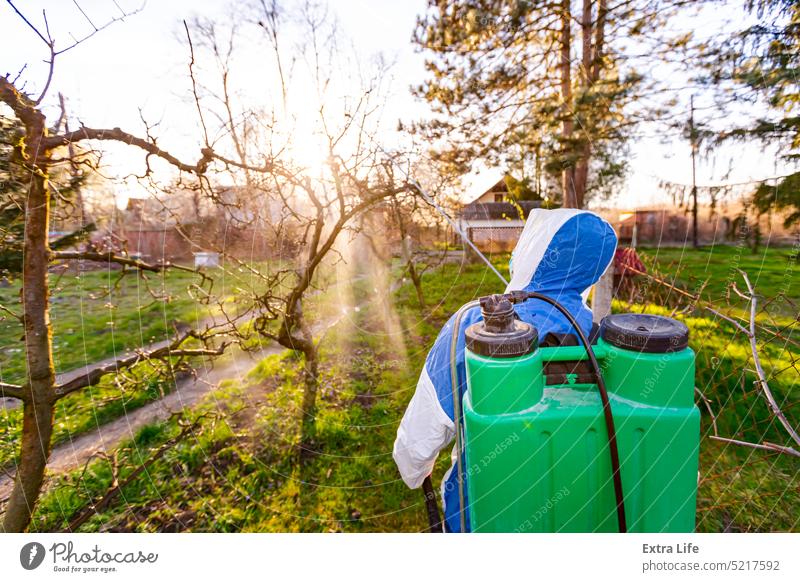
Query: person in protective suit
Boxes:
[{"xmin": 393, "ymin": 208, "xmax": 618, "ymax": 532}]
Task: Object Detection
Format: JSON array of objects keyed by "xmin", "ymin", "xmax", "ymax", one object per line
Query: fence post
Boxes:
[{"xmin": 592, "ymin": 264, "xmax": 614, "ymax": 323}]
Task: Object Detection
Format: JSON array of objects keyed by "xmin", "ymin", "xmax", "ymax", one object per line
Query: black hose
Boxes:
[
  {"xmin": 435, "ymin": 292, "xmax": 627, "ymax": 533},
  {"xmin": 519, "ymin": 291, "xmax": 627, "ymax": 533},
  {"xmin": 421, "ymin": 475, "xmax": 443, "ymax": 532}
]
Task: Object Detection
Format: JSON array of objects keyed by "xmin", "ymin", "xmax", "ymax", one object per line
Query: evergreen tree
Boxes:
[
  {"xmin": 0, "ymin": 109, "xmax": 92, "ymax": 276},
  {"xmin": 504, "ymin": 174, "xmax": 539, "ymax": 201},
  {"xmin": 706, "ymin": 0, "xmax": 800, "ymax": 226},
  {"xmin": 413, "ymin": 0, "xmax": 696, "ymax": 207}
]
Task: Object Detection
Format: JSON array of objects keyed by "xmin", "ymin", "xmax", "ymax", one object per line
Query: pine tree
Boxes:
[
  {"xmin": 413, "ymin": 0, "xmax": 696, "ymax": 207},
  {"xmin": 0, "ymin": 110, "xmax": 92, "ymax": 276},
  {"xmin": 706, "ymin": 0, "xmax": 800, "ymax": 226}
]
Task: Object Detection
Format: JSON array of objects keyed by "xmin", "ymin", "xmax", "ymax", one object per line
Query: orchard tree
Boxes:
[
  {"xmin": 0, "ymin": 0, "xmax": 412, "ymax": 531},
  {"xmin": 0, "ymin": 1, "xmax": 232, "ymax": 528}
]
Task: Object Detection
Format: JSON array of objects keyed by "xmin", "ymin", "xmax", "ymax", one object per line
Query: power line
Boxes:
[{"xmin": 656, "ymin": 173, "xmax": 796, "ymax": 189}]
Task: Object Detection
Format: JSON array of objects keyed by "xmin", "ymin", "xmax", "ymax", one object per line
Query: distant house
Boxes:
[
  {"xmin": 119, "ymin": 186, "xmax": 294, "ymax": 263},
  {"xmin": 617, "ymin": 209, "xmax": 690, "ymax": 245},
  {"xmin": 456, "ymin": 176, "xmax": 542, "ymax": 252},
  {"xmin": 615, "ymin": 208, "xmax": 735, "ymax": 245}
]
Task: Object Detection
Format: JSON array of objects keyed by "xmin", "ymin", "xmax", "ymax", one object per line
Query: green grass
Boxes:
[
  {"xmin": 0, "ymin": 257, "xmax": 346, "ymax": 468},
  {"xmin": 0, "ymin": 259, "xmax": 279, "ymax": 468},
  {"xmin": 0, "ymin": 267, "xmax": 215, "ymax": 468},
  {"xmin": 0, "ymin": 268, "xmax": 210, "ymax": 385},
  {"xmin": 26, "ymin": 248, "xmax": 800, "ymax": 532},
  {"xmin": 30, "ymin": 258, "xmax": 508, "ymax": 532},
  {"xmin": 625, "ymin": 244, "xmax": 800, "ymax": 531},
  {"xmin": 638, "ymin": 244, "xmax": 799, "ymax": 308}
]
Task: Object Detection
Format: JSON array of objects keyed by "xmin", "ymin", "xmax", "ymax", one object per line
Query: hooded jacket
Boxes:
[{"xmin": 392, "ymin": 208, "xmax": 618, "ymax": 532}]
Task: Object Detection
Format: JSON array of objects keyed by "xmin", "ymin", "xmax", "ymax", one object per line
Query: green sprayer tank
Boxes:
[{"xmin": 462, "ymin": 295, "xmax": 700, "ymax": 533}]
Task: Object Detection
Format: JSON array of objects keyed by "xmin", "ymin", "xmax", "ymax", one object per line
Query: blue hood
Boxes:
[{"xmin": 507, "ymin": 209, "xmax": 618, "ymax": 338}]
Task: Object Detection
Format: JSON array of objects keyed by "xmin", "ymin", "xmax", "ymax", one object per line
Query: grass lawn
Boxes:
[
  {"xmin": 29, "ymin": 257, "xmax": 509, "ymax": 532},
  {"xmin": 638, "ymin": 243, "xmax": 799, "ymax": 309},
  {"xmin": 26, "ymin": 248, "xmax": 800, "ymax": 532},
  {"xmin": 0, "ymin": 266, "xmax": 215, "ymax": 468},
  {"xmin": 0, "ymin": 258, "xmax": 366, "ymax": 469},
  {"xmin": 0, "ymin": 267, "xmax": 210, "ymax": 385}
]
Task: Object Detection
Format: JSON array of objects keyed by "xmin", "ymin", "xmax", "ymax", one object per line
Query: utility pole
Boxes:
[{"xmin": 689, "ymin": 95, "xmax": 699, "ymax": 248}]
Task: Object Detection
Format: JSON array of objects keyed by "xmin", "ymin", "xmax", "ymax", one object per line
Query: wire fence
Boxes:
[{"xmin": 620, "ymin": 256, "xmax": 799, "ymax": 530}]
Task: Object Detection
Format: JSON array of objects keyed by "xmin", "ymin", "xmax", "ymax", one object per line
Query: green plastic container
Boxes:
[{"xmin": 463, "ymin": 315, "xmax": 700, "ymax": 533}]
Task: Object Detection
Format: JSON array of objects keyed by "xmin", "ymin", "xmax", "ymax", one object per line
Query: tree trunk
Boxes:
[
  {"xmin": 2, "ymin": 119, "xmax": 56, "ymax": 532},
  {"xmin": 573, "ymin": 0, "xmax": 607, "ymax": 209},
  {"xmin": 572, "ymin": 0, "xmax": 600, "ymax": 209},
  {"xmin": 391, "ymin": 196, "xmax": 426, "ymax": 309},
  {"xmin": 573, "ymin": 148, "xmax": 591, "ymax": 209},
  {"xmin": 277, "ymin": 292, "xmax": 319, "ymax": 448},
  {"xmin": 407, "ymin": 260, "xmax": 426, "ymax": 310},
  {"xmin": 299, "ymin": 342, "xmax": 319, "ymax": 447},
  {"xmin": 3, "ymin": 400, "xmax": 55, "ymax": 532},
  {"xmin": 560, "ymin": 0, "xmax": 577, "ymax": 208}
]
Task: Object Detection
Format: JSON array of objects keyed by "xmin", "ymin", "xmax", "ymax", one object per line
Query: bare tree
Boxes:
[
  {"xmin": 0, "ymin": 0, "xmax": 416, "ymax": 530},
  {"xmin": 362, "ymin": 158, "xmax": 453, "ymax": 311},
  {"xmin": 0, "ymin": 1, "xmax": 270, "ymax": 531},
  {"xmin": 170, "ymin": 3, "xmax": 419, "ymax": 446}
]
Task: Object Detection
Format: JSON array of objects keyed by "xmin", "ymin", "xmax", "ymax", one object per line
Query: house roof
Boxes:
[
  {"xmin": 465, "ymin": 175, "xmax": 509, "ymax": 205},
  {"xmin": 460, "ymin": 200, "xmax": 542, "ymax": 220}
]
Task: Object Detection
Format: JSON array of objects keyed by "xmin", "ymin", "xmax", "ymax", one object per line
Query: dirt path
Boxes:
[
  {"xmin": 0, "ymin": 270, "xmax": 374, "ymax": 412},
  {"xmin": 0, "ymin": 267, "xmax": 386, "ymax": 508},
  {"xmin": 0, "ymin": 344, "xmax": 277, "ymax": 502},
  {"xmin": 0, "ymin": 305, "xmax": 355, "ymax": 504}
]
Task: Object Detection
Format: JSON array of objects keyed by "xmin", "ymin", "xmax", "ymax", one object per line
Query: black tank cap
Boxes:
[
  {"xmin": 465, "ymin": 294, "xmax": 538, "ymax": 358},
  {"xmin": 600, "ymin": 313, "xmax": 689, "ymax": 353}
]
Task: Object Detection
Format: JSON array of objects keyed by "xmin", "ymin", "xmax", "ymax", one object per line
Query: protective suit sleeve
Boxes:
[{"xmin": 393, "ymin": 365, "xmax": 456, "ymax": 489}]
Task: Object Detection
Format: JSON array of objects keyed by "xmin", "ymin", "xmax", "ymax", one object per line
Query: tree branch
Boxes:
[
  {"xmin": 43, "ymin": 127, "xmax": 214, "ymax": 173},
  {"xmin": 0, "ymin": 75, "xmax": 46, "ymax": 132},
  {"xmin": 0, "ymin": 382, "xmax": 24, "ymax": 400},
  {"xmin": 622, "ymin": 264, "xmax": 799, "ymax": 348},
  {"xmin": 630, "ymin": 263, "xmax": 800, "ymax": 458},
  {"xmin": 182, "ymin": 19, "xmax": 210, "ymax": 146},
  {"xmin": 54, "ymin": 334, "xmax": 227, "ymax": 399},
  {"xmin": 738, "ymin": 270, "xmax": 800, "ymax": 449},
  {"xmin": 709, "ymin": 436, "xmax": 800, "ymax": 459},
  {"xmin": 52, "ymin": 250, "xmax": 176, "ymax": 273},
  {"xmin": 0, "ymin": 303, "xmax": 22, "ymax": 321}
]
